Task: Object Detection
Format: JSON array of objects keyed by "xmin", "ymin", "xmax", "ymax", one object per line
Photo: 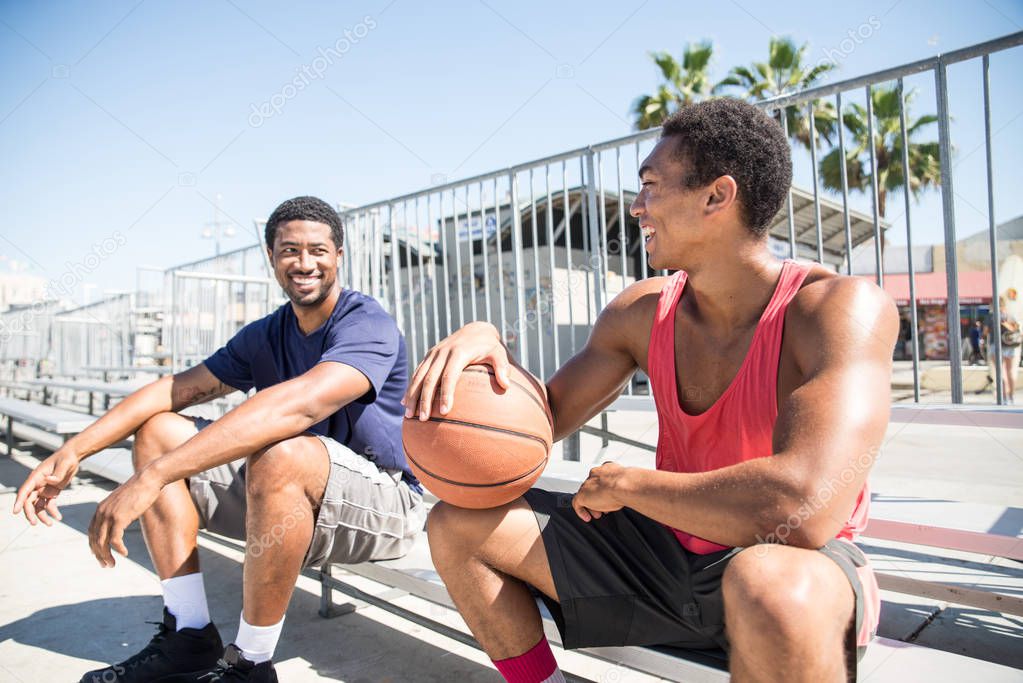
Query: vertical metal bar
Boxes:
[
  {"xmin": 563, "ymin": 161, "xmax": 576, "ymax": 356},
  {"xmin": 510, "ymin": 171, "xmax": 530, "ymax": 370},
  {"xmin": 580, "ymin": 155, "xmax": 597, "ymax": 323},
  {"xmin": 343, "ymin": 214, "xmax": 353, "ymax": 289},
  {"xmin": 637, "ymin": 141, "xmax": 648, "ymax": 279},
  {"xmin": 494, "ymin": 177, "xmax": 507, "ymax": 340},
  {"xmin": 438, "ymin": 194, "xmax": 452, "ymax": 338},
  {"xmin": 982, "ymin": 56, "xmax": 1004, "ymax": 404},
  {"xmin": 171, "ymin": 272, "xmax": 178, "ymax": 372},
  {"xmin": 373, "ymin": 211, "xmax": 383, "ymax": 302},
  {"xmin": 319, "ymin": 564, "xmax": 334, "ymax": 618},
  {"xmin": 481, "ymin": 182, "xmax": 492, "ymax": 324},
  {"xmin": 415, "ymin": 196, "xmax": 429, "ymax": 351},
  {"xmin": 453, "ymin": 188, "xmax": 467, "ymax": 327},
  {"xmin": 388, "ymin": 205, "xmax": 403, "ymax": 331},
  {"xmin": 528, "ymin": 168, "xmax": 545, "ymax": 379},
  {"xmin": 616, "ymin": 146, "xmax": 628, "ymax": 294},
  {"xmin": 545, "ymin": 164, "xmax": 560, "ymax": 370},
  {"xmin": 781, "ymin": 111, "xmax": 798, "ymax": 259},
  {"xmin": 935, "ymin": 60, "xmax": 964, "ymax": 403},
  {"xmin": 597, "ymin": 151, "xmax": 610, "ymax": 310},
  {"xmin": 865, "ymin": 85, "xmax": 884, "ymax": 286},
  {"xmin": 564, "ymin": 432, "xmax": 580, "ymax": 462},
  {"xmin": 427, "ymin": 194, "xmax": 440, "ymax": 348},
  {"xmin": 403, "ymin": 201, "xmax": 419, "ymax": 365},
  {"xmin": 837, "ymin": 92, "xmax": 854, "ymax": 276},
  {"xmin": 898, "ymin": 78, "xmax": 922, "ymax": 402},
  {"xmin": 808, "ymin": 102, "xmax": 824, "ymax": 264},
  {"xmin": 615, "ymin": 146, "xmax": 633, "ymax": 396},
  {"xmin": 585, "ymin": 149, "xmax": 604, "ymax": 318},
  {"xmin": 464, "ymin": 185, "xmax": 475, "ymax": 324}
]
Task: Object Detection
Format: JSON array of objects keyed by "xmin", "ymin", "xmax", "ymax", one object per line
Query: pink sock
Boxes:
[{"xmin": 493, "ymin": 636, "xmax": 565, "ymax": 683}]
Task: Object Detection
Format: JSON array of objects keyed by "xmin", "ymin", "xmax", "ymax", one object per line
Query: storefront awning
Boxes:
[{"xmin": 879, "ymin": 270, "xmax": 993, "ymax": 306}]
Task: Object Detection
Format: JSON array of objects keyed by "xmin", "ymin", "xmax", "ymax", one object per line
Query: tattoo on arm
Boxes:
[{"xmin": 174, "ymin": 382, "xmax": 232, "ymax": 409}]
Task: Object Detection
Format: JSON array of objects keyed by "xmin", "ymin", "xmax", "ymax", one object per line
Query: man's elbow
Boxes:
[{"xmin": 753, "ymin": 504, "xmax": 845, "ymax": 550}]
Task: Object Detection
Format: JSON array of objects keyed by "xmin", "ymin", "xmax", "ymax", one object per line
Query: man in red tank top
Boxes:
[{"xmin": 406, "ymin": 98, "xmax": 898, "ymax": 683}]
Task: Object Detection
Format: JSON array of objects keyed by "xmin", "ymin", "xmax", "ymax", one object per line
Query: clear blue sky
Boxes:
[{"xmin": 2, "ymin": 0, "xmax": 1021, "ymax": 300}]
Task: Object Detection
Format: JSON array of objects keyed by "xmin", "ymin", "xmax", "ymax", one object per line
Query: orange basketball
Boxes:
[{"xmin": 402, "ymin": 364, "xmax": 553, "ymax": 509}]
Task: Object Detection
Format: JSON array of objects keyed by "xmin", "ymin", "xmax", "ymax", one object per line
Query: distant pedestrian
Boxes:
[
  {"xmin": 968, "ymin": 320, "xmax": 983, "ymax": 365},
  {"xmin": 988, "ymin": 296, "xmax": 1022, "ymax": 404}
]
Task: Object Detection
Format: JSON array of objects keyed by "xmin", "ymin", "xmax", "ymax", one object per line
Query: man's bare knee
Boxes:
[
  {"xmin": 133, "ymin": 411, "xmax": 196, "ymax": 471},
  {"xmin": 246, "ymin": 436, "xmax": 326, "ymax": 504},
  {"xmin": 427, "ymin": 501, "xmax": 478, "ymax": 566},
  {"xmin": 723, "ymin": 546, "xmax": 850, "ymax": 642},
  {"xmin": 428, "ymin": 498, "xmax": 553, "ymax": 596}
]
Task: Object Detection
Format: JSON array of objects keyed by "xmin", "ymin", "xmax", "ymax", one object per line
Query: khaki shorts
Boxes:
[{"xmin": 187, "ymin": 417, "xmax": 425, "ymax": 569}]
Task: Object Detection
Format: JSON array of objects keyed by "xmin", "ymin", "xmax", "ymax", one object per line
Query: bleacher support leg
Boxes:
[
  {"xmin": 565, "ymin": 432, "xmax": 580, "ymax": 461},
  {"xmin": 5, "ymin": 417, "xmax": 12, "ymax": 456},
  {"xmin": 318, "ymin": 565, "xmax": 357, "ymax": 618}
]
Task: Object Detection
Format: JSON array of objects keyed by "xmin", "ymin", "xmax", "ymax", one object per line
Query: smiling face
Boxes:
[
  {"xmin": 268, "ymin": 219, "xmax": 342, "ymax": 308},
  {"xmin": 630, "ymin": 138, "xmax": 712, "ymax": 271}
]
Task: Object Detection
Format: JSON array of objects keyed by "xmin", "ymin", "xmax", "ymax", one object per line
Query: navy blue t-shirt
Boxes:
[{"xmin": 203, "ymin": 289, "xmax": 417, "ymax": 490}]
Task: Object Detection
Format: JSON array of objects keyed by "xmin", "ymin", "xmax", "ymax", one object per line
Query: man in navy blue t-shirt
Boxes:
[{"xmin": 15, "ymin": 196, "xmax": 423, "ymax": 682}]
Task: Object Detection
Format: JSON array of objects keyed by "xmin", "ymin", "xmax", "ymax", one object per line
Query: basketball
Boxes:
[{"xmin": 402, "ymin": 364, "xmax": 554, "ymax": 509}]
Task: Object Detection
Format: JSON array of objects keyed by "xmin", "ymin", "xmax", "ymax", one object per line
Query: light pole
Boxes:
[{"xmin": 202, "ymin": 193, "xmax": 236, "ymax": 256}]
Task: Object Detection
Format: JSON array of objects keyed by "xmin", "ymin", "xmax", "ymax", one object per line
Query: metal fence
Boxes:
[
  {"xmin": 165, "ymin": 244, "xmax": 282, "ymax": 371},
  {"xmin": 341, "ymin": 31, "xmax": 1023, "ymax": 405},
  {"xmin": 0, "ymin": 300, "xmax": 62, "ymax": 378},
  {"xmin": 3, "ymin": 34, "xmax": 1020, "ymax": 406},
  {"xmin": 52, "ymin": 293, "xmax": 134, "ymax": 376}
]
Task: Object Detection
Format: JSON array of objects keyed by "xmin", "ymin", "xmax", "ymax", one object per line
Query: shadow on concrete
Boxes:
[
  {"xmin": 877, "ymin": 598, "xmax": 1023, "ymax": 669},
  {"xmin": 1, "ymin": 457, "xmax": 502, "ymax": 682}
]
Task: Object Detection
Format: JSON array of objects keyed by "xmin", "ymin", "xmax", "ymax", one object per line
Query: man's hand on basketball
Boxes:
[
  {"xmin": 88, "ymin": 470, "xmax": 161, "ymax": 568},
  {"xmin": 12, "ymin": 447, "xmax": 79, "ymax": 526},
  {"xmin": 573, "ymin": 462, "xmax": 627, "ymax": 522},
  {"xmin": 403, "ymin": 321, "xmax": 512, "ymax": 421}
]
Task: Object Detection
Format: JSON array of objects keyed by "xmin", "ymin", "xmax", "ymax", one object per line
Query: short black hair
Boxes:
[
  {"xmin": 265, "ymin": 196, "xmax": 344, "ymax": 249},
  {"xmin": 660, "ymin": 98, "xmax": 791, "ymax": 235}
]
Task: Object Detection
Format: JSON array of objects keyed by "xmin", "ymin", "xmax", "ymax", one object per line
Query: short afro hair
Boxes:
[
  {"xmin": 265, "ymin": 196, "xmax": 344, "ymax": 249},
  {"xmin": 660, "ymin": 98, "xmax": 791, "ymax": 235}
]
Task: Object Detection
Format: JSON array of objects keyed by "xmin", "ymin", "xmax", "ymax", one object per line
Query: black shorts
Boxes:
[{"xmin": 523, "ymin": 488, "xmax": 869, "ymax": 663}]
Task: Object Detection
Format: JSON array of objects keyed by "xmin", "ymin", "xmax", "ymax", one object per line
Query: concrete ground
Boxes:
[
  {"xmin": 1, "ymin": 399, "xmax": 1021, "ymax": 680},
  {"xmin": 0, "ymin": 452, "xmax": 658, "ymax": 683}
]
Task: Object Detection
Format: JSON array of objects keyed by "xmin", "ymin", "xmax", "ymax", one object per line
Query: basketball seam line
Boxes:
[
  {"xmin": 420, "ymin": 415, "xmax": 551, "ymax": 448},
  {"xmin": 463, "ymin": 366, "xmax": 554, "ymax": 430},
  {"xmin": 404, "ymin": 446, "xmax": 548, "ymax": 489}
]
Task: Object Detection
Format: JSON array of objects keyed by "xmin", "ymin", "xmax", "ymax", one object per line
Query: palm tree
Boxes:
[
  {"xmin": 717, "ymin": 36, "xmax": 837, "ymax": 148},
  {"xmin": 631, "ymin": 41, "xmax": 715, "ymax": 130},
  {"xmin": 819, "ymin": 85, "xmax": 940, "ymax": 217}
]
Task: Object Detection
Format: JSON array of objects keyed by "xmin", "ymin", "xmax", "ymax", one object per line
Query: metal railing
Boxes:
[
  {"xmin": 340, "ymin": 32, "xmax": 1023, "ymax": 405},
  {"xmin": 52, "ymin": 293, "xmax": 134, "ymax": 376},
  {"xmin": 756, "ymin": 31, "xmax": 1023, "ymax": 403},
  {"xmin": 3, "ymin": 34, "xmax": 1019, "ymax": 406}
]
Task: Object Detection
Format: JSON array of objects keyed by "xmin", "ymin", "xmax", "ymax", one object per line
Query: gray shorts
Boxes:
[{"xmin": 187, "ymin": 417, "xmax": 425, "ymax": 569}]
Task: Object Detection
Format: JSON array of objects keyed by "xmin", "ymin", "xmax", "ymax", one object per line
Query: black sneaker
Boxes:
[
  {"xmin": 79, "ymin": 608, "xmax": 223, "ymax": 683},
  {"xmin": 191, "ymin": 644, "xmax": 278, "ymax": 682}
]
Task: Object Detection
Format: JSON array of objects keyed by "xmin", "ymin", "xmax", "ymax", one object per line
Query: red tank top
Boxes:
[{"xmin": 647, "ymin": 260, "xmax": 870, "ymax": 554}]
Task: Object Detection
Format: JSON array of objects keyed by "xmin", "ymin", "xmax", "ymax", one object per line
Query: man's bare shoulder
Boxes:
[
  {"xmin": 787, "ymin": 266, "xmax": 899, "ymax": 362},
  {"xmin": 604, "ymin": 276, "xmax": 668, "ymax": 324},
  {"xmin": 590, "ymin": 276, "xmax": 668, "ymax": 356}
]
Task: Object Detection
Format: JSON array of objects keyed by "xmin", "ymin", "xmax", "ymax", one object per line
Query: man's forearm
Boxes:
[
  {"xmin": 614, "ymin": 458, "xmax": 837, "ymax": 548},
  {"xmin": 142, "ymin": 387, "xmax": 317, "ymax": 487},
  {"xmin": 62, "ymin": 377, "xmax": 175, "ymax": 461}
]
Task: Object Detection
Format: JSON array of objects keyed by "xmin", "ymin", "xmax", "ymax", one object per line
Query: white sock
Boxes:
[
  {"xmin": 235, "ymin": 613, "xmax": 285, "ymax": 664},
  {"xmin": 161, "ymin": 572, "xmax": 211, "ymax": 631}
]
